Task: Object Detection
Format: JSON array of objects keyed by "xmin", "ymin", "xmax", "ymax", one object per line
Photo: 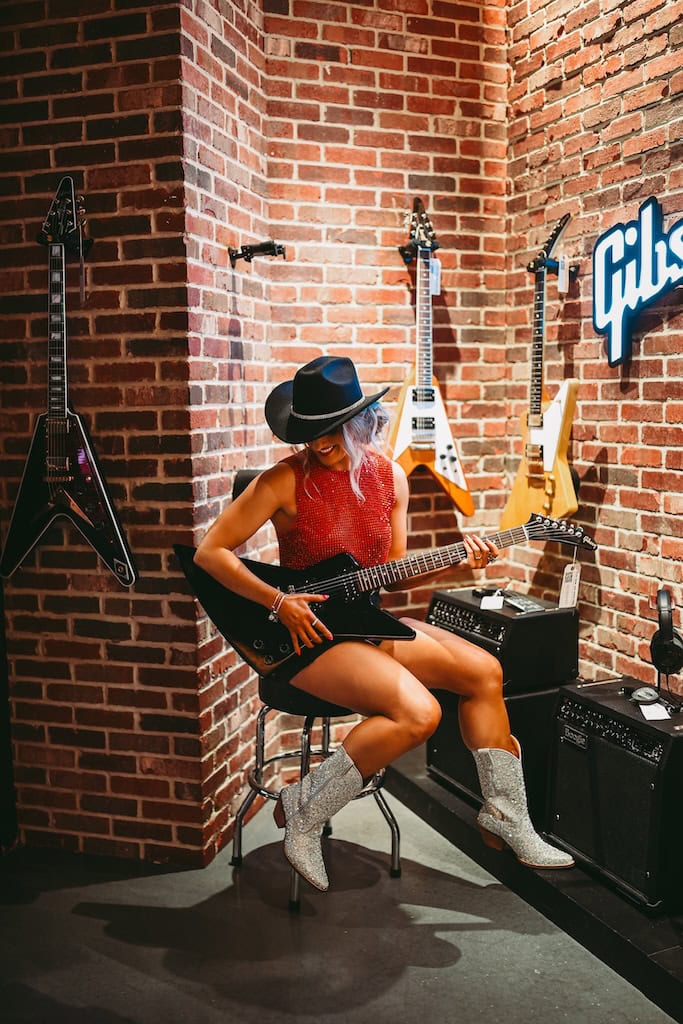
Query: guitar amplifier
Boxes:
[
  {"xmin": 547, "ymin": 679, "xmax": 683, "ymax": 911},
  {"xmin": 426, "ymin": 587, "xmax": 578, "ymax": 695}
]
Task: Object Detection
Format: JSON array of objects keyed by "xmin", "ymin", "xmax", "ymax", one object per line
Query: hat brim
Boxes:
[{"xmin": 265, "ymin": 380, "xmax": 390, "ymax": 443}]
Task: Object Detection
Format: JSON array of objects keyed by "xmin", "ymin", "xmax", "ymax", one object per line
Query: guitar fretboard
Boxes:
[
  {"xmin": 48, "ymin": 244, "xmax": 67, "ymax": 420},
  {"xmin": 529, "ymin": 267, "xmax": 546, "ymax": 419},
  {"xmin": 416, "ymin": 246, "xmax": 433, "ymax": 388}
]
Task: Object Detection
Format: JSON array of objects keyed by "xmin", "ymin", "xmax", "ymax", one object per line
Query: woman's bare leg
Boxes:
[
  {"xmin": 289, "ymin": 641, "xmax": 442, "ymax": 779},
  {"xmin": 380, "ymin": 618, "xmax": 516, "ymax": 754}
]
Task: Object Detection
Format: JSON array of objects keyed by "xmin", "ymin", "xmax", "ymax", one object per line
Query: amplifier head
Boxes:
[{"xmin": 426, "ymin": 588, "xmax": 578, "ymax": 694}]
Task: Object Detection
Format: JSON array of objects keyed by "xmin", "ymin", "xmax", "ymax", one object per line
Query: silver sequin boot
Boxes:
[
  {"xmin": 273, "ymin": 745, "xmax": 363, "ymax": 891},
  {"xmin": 472, "ymin": 738, "xmax": 574, "ymax": 869}
]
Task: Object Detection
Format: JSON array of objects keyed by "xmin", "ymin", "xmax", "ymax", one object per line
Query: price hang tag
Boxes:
[{"xmin": 559, "ymin": 562, "xmax": 581, "ymax": 607}]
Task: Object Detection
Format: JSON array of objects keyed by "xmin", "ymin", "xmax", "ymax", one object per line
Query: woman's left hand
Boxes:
[{"xmin": 463, "ymin": 534, "xmax": 499, "ymax": 569}]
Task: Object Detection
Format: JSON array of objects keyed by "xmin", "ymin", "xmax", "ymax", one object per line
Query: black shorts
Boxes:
[{"xmin": 267, "ymin": 635, "xmax": 382, "ymax": 686}]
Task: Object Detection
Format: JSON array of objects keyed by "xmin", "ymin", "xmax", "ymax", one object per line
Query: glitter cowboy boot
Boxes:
[
  {"xmin": 472, "ymin": 737, "xmax": 574, "ymax": 869},
  {"xmin": 273, "ymin": 745, "xmax": 364, "ymax": 891}
]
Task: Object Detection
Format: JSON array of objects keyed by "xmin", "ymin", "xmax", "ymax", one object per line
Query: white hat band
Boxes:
[{"xmin": 290, "ymin": 394, "xmax": 367, "ymax": 421}]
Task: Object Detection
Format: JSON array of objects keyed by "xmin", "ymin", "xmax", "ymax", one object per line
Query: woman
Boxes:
[{"xmin": 195, "ymin": 356, "xmax": 573, "ymax": 890}]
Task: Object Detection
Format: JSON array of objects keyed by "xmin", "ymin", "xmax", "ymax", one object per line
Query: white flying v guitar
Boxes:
[{"xmin": 388, "ymin": 198, "xmax": 474, "ymax": 516}]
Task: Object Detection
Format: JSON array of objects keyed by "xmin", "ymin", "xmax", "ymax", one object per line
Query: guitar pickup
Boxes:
[
  {"xmin": 412, "ymin": 417, "xmax": 435, "ymax": 430},
  {"xmin": 412, "ymin": 387, "xmax": 435, "ymax": 402}
]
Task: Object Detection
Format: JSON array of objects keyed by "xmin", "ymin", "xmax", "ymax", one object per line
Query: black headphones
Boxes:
[{"xmin": 650, "ymin": 589, "xmax": 683, "ymax": 676}]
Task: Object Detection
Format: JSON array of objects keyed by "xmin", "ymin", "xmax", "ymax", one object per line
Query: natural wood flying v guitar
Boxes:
[{"xmin": 499, "ymin": 214, "xmax": 579, "ymax": 530}]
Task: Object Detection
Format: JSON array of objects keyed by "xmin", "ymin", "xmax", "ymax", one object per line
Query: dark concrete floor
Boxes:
[{"xmin": 1, "ymin": 789, "xmax": 678, "ymax": 1024}]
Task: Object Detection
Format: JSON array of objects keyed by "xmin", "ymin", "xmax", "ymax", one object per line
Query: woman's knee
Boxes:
[
  {"xmin": 472, "ymin": 648, "xmax": 504, "ymax": 698},
  {"xmin": 400, "ymin": 691, "xmax": 442, "ymax": 745}
]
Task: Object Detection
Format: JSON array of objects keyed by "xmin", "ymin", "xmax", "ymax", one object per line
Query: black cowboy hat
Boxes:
[{"xmin": 264, "ymin": 356, "xmax": 390, "ymax": 444}]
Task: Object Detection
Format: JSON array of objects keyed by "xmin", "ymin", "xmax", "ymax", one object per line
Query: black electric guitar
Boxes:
[
  {"xmin": 175, "ymin": 513, "xmax": 596, "ymax": 677},
  {"xmin": 0, "ymin": 177, "xmax": 137, "ymax": 586},
  {"xmin": 388, "ymin": 198, "xmax": 474, "ymax": 516},
  {"xmin": 500, "ymin": 215, "xmax": 579, "ymax": 529}
]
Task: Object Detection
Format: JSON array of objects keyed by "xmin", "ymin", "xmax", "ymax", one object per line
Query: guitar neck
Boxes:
[
  {"xmin": 529, "ymin": 267, "xmax": 546, "ymax": 423},
  {"xmin": 415, "ymin": 245, "xmax": 433, "ymax": 389},
  {"xmin": 48, "ymin": 242, "xmax": 68, "ymax": 420},
  {"xmin": 307, "ymin": 524, "xmax": 529, "ymax": 599}
]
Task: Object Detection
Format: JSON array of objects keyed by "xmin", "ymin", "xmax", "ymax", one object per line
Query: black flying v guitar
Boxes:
[
  {"xmin": 175, "ymin": 513, "xmax": 596, "ymax": 677},
  {"xmin": 0, "ymin": 177, "xmax": 137, "ymax": 587}
]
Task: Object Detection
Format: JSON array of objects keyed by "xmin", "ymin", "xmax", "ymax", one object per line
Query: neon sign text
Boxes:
[{"xmin": 592, "ymin": 197, "xmax": 683, "ymax": 366}]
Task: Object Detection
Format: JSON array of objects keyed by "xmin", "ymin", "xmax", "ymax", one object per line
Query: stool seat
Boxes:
[{"xmin": 259, "ymin": 674, "xmax": 353, "ymax": 719}]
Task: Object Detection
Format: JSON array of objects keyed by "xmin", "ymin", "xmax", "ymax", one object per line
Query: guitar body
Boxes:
[
  {"xmin": 389, "ymin": 367, "xmax": 475, "ymax": 516},
  {"xmin": 1, "ymin": 410, "xmax": 136, "ymax": 586},
  {"xmin": 499, "ymin": 380, "xmax": 579, "ymax": 529},
  {"xmin": 174, "ymin": 545, "xmax": 416, "ymax": 677}
]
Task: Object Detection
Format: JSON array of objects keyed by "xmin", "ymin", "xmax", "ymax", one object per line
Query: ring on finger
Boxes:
[{"xmin": 311, "ymin": 617, "xmax": 318, "ymax": 627}]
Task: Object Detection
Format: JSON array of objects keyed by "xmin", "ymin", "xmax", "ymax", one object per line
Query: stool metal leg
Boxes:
[
  {"xmin": 230, "ymin": 788, "xmax": 258, "ymax": 867},
  {"xmin": 373, "ymin": 788, "xmax": 402, "ymax": 877},
  {"xmin": 231, "ymin": 705, "xmax": 271, "ymax": 868}
]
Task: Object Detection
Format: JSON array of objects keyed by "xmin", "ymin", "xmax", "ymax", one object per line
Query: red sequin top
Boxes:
[{"xmin": 276, "ymin": 451, "xmax": 395, "ymax": 570}]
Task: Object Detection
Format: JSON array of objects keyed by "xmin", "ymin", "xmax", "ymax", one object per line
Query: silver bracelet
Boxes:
[{"xmin": 268, "ymin": 590, "xmax": 286, "ymax": 622}]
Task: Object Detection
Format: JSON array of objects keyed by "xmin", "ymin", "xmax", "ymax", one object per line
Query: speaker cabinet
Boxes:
[
  {"xmin": 426, "ymin": 588, "xmax": 578, "ymax": 695},
  {"xmin": 547, "ymin": 679, "xmax": 683, "ymax": 911},
  {"xmin": 427, "ymin": 686, "xmax": 562, "ymax": 827}
]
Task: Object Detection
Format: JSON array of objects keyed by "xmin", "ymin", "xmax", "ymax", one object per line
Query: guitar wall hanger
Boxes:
[
  {"xmin": 229, "ymin": 240, "xmax": 286, "ymax": 268},
  {"xmin": 534, "ymin": 257, "xmax": 579, "ymax": 279},
  {"xmin": 528, "ymin": 249, "xmax": 579, "ymax": 296}
]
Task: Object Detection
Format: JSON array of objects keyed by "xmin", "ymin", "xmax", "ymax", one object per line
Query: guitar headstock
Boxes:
[
  {"xmin": 527, "ymin": 213, "xmax": 570, "ymax": 274},
  {"xmin": 37, "ymin": 176, "xmax": 91, "ymax": 257},
  {"xmin": 399, "ymin": 197, "xmax": 440, "ymax": 264},
  {"xmin": 524, "ymin": 513, "xmax": 597, "ymax": 551}
]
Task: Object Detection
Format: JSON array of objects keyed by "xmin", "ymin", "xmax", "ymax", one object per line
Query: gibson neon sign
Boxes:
[{"xmin": 593, "ymin": 197, "xmax": 683, "ymax": 366}]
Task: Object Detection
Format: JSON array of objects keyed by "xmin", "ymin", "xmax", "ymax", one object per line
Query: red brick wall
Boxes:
[
  {"xmin": 0, "ymin": 3, "xmax": 203, "ymax": 864},
  {"xmin": 1, "ymin": 0, "xmax": 681, "ymax": 868},
  {"xmin": 506, "ymin": 0, "xmax": 683, "ymax": 686}
]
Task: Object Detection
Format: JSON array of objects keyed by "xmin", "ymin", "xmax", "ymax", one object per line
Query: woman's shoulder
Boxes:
[
  {"xmin": 261, "ymin": 453, "xmax": 301, "ymax": 485},
  {"xmin": 251, "ymin": 455, "xmax": 297, "ymax": 495}
]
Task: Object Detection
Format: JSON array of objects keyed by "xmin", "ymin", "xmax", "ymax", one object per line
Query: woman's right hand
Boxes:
[{"xmin": 276, "ymin": 592, "xmax": 333, "ymax": 655}]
